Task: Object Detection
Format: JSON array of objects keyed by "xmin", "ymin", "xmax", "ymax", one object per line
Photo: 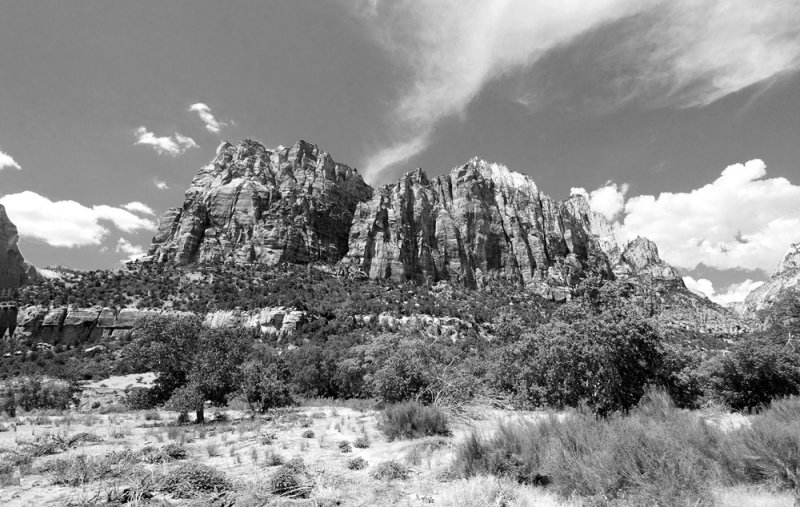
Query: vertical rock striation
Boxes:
[
  {"xmin": 149, "ymin": 139, "xmax": 373, "ymax": 265},
  {"xmin": 341, "ymin": 158, "xmax": 621, "ymax": 297}
]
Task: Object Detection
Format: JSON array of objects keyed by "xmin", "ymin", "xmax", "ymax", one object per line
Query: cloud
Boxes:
[
  {"xmin": 0, "ymin": 191, "xmax": 156, "ymax": 247},
  {"xmin": 683, "ymin": 276, "xmax": 765, "ymax": 306},
  {"xmin": 0, "ymin": 149, "xmax": 21, "ymax": 171},
  {"xmin": 153, "ymin": 179, "xmax": 169, "ymax": 191},
  {"xmin": 598, "ymin": 160, "xmax": 800, "ymax": 273},
  {"xmin": 347, "ymin": 0, "xmax": 800, "ymax": 179},
  {"xmin": 122, "ymin": 201, "xmax": 155, "ymax": 216},
  {"xmin": 571, "ymin": 182, "xmax": 629, "ymax": 221},
  {"xmin": 134, "ymin": 127, "xmax": 198, "ymax": 156},
  {"xmin": 189, "ymin": 103, "xmax": 228, "ymax": 134},
  {"xmin": 116, "ymin": 238, "xmax": 147, "ymax": 263}
]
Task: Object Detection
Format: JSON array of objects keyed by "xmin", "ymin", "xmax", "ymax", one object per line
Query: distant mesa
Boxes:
[{"xmin": 149, "ymin": 140, "xmax": 682, "ymax": 299}]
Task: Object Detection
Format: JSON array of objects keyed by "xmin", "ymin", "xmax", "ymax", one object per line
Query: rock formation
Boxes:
[
  {"xmin": 744, "ymin": 242, "xmax": 800, "ymax": 312},
  {"xmin": 0, "ymin": 204, "xmax": 31, "ymax": 290},
  {"xmin": 149, "ymin": 139, "xmax": 373, "ymax": 265},
  {"xmin": 343, "ymin": 158, "xmax": 639, "ymax": 297},
  {"xmin": 614, "ymin": 237, "xmax": 683, "ymax": 283}
]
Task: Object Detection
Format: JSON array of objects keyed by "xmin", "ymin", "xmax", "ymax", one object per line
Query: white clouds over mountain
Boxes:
[
  {"xmin": 683, "ymin": 277, "xmax": 765, "ymax": 306},
  {"xmin": 115, "ymin": 238, "xmax": 147, "ymax": 263},
  {"xmin": 349, "ymin": 0, "xmax": 800, "ymax": 180},
  {"xmin": 189, "ymin": 103, "xmax": 227, "ymax": 134},
  {"xmin": 0, "ymin": 191, "xmax": 156, "ymax": 247},
  {"xmin": 134, "ymin": 127, "xmax": 198, "ymax": 156}
]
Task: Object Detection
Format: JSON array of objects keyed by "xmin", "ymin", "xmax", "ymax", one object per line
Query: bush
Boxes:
[
  {"xmin": 301, "ymin": 429, "xmax": 315, "ymax": 438},
  {"xmin": 707, "ymin": 333, "xmax": 800, "ymax": 411},
  {"xmin": 125, "ymin": 387, "xmax": 159, "ymax": 410},
  {"xmin": 452, "ymin": 391, "xmax": 717, "ymax": 505},
  {"xmin": 346, "ymin": 457, "xmax": 368, "ymax": 470},
  {"xmin": 338, "ymin": 440, "xmax": 352, "ymax": 453},
  {"xmin": 270, "ymin": 465, "xmax": 308, "ymax": 498},
  {"xmin": 353, "ymin": 435, "xmax": 370, "ymax": 448},
  {"xmin": 159, "ymin": 462, "xmax": 231, "ymax": 498},
  {"xmin": 140, "ymin": 443, "xmax": 187, "ymax": 463},
  {"xmin": 379, "ymin": 401, "xmax": 451, "ymax": 441},
  {"xmin": 13, "ymin": 377, "xmax": 77, "ymax": 411},
  {"xmin": 371, "ymin": 460, "xmax": 410, "ymax": 481}
]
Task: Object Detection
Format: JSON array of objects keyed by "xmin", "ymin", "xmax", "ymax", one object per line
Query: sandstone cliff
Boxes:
[
  {"xmin": 744, "ymin": 242, "xmax": 800, "ymax": 313},
  {"xmin": 341, "ymin": 158, "xmax": 675, "ymax": 298},
  {"xmin": 614, "ymin": 237, "xmax": 683, "ymax": 283},
  {"xmin": 149, "ymin": 140, "xmax": 373, "ymax": 265},
  {"xmin": 0, "ymin": 204, "xmax": 32, "ymax": 290}
]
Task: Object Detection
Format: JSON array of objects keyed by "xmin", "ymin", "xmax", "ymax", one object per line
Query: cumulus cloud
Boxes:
[
  {"xmin": 571, "ymin": 183, "xmax": 629, "ymax": 221},
  {"xmin": 592, "ymin": 160, "xmax": 800, "ymax": 274},
  {"xmin": 116, "ymin": 238, "xmax": 147, "ymax": 263},
  {"xmin": 0, "ymin": 191, "xmax": 156, "ymax": 247},
  {"xmin": 189, "ymin": 103, "xmax": 228, "ymax": 134},
  {"xmin": 153, "ymin": 179, "xmax": 169, "ymax": 191},
  {"xmin": 347, "ymin": 0, "xmax": 800, "ymax": 180},
  {"xmin": 134, "ymin": 127, "xmax": 198, "ymax": 156},
  {"xmin": 683, "ymin": 276, "xmax": 765, "ymax": 306},
  {"xmin": 0, "ymin": 149, "xmax": 21, "ymax": 171},
  {"xmin": 122, "ymin": 201, "xmax": 155, "ymax": 216}
]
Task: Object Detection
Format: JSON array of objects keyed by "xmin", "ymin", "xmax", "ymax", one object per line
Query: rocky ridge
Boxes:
[
  {"xmin": 341, "ymin": 158, "xmax": 682, "ymax": 298},
  {"xmin": 744, "ymin": 242, "xmax": 800, "ymax": 313},
  {"xmin": 149, "ymin": 140, "xmax": 373, "ymax": 265}
]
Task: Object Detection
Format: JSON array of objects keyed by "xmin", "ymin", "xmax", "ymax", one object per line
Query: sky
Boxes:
[{"xmin": 1, "ymin": 0, "xmax": 799, "ymax": 304}]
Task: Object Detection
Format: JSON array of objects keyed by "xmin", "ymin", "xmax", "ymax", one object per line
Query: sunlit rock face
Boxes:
[
  {"xmin": 744, "ymin": 242, "xmax": 800, "ymax": 312},
  {"xmin": 149, "ymin": 139, "xmax": 373, "ymax": 265},
  {"xmin": 341, "ymin": 158, "xmax": 622, "ymax": 298}
]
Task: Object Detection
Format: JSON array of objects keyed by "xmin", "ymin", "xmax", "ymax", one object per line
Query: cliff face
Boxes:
[
  {"xmin": 149, "ymin": 140, "xmax": 373, "ymax": 265},
  {"xmin": 0, "ymin": 204, "xmax": 31, "ymax": 290},
  {"xmin": 744, "ymin": 242, "xmax": 800, "ymax": 312},
  {"xmin": 614, "ymin": 237, "xmax": 683, "ymax": 284},
  {"xmin": 340, "ymin": 159, "xmax": 622, "ymax": 297}
]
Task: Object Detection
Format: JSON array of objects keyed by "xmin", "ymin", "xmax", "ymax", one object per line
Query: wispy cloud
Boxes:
[
  {"xmin": 683, "ymin": 277, "xmax": 765, "ymax": 306},
  {"xmin": 134, "ymin": 127, "xmax": 198, "ymax": 156},
  {"xmin": 347, "ymin": 0, "xmax": 800, "ymax": 180},
  {"xmin": 0, "ymin": 149, "xmax": 21, "ymax": 171},
  {"xmin": 189, "ymin": 103, "xmax": 228, "ymax": 134},
  {"xmin": 122, "ymin": 201, "xmax": 155, "ymax": 216},
  {"xmin": 153, "ymin": 179, "xmax": 169, "ymax": 191},
  {"xmin": 0, "ymin": 191, "xmax": 156, "ymax": 247},
  {"xmin": 588, "ymin": 160, "xmax": 800, "ymax": 274},
  {"xmin": 116, "ymin": 238, "xmax": 147, "ymax": 263}
]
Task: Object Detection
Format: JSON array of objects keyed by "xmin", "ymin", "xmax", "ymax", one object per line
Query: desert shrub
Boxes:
[
  {"xmin": 452, "ymin": 391, "xmax": 716, "ymax": 505},
  {"xmin": 2, "ymin": 393, "xmax": 16, "ymax": 417},
  {"xmin": 371, "ymin": 460, "xmax": 410, "ymax": 481},
  {"xmin": 124, "ymin": 387, "xmax": 158, "ymax": 410},
  {"xmin": 353, "ymin": 435, "xmax": 370, "ymax": 448},
  {"xmin": 140, "ymin": 443, "xmax": 187, "ymax": 463},
  {"xmin": 301, "ymin": 429, "xmax": 315, "ymax": 438},
  {"xmin": 707, "ymin": 333, "xmax": 800, "ymax": 411},
  {"xmin": 379, "ymin": 401, "xmax": 451, "ymax": 441},
  {"xmin": 346, "ymin": 457, "xmax": 368, "ymax": 470},
  {"xmin": 43, "ymin": 451, "xmax": 139, "ymax": 486},
  {"xmin": 270, "ymin": 465, "xmax": 309, "ymax": 498},
  {"xmin": 338, "ymin": 440, "xmax": 352, "ymax": 453},
  {"xmin": 144, "ymin": 410, "xmax": 161, "ymax": 421},
  {"xmin": 206, "ymin": 443, "xmax": 222, "ymax": 457},
  {"xmin": 284, "ymin": 456, "xmax": 306, "ymax": 474},
  {"xmin": 66, "ymin": 432, "xmax": 103, "ymax": 447},
  {"xmin": 13, "ymin": 377, "xmax": 77, "ymax": 411},
  {"xmin": 264, "ymin": 450, "xmax": 285, "ymax": 466},
  {"xmin": 159, "ymin": 462, "xmax": 231, "ymax": 498}
]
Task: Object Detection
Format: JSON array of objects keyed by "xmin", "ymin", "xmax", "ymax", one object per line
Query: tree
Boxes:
[
  {"xmin": 129, "ymin": 315, "xmax": 253, "ymax": 422},
  {"xmin": 238, "ymin": 344, "xmax": 294, "ymax": 414},
  {"xmin": 511, "ymin": 300, "xmax": 664, "ymax": 416},
  {"xmin": 707, "ymin": 333, "xmax": 800, "ymax": 411}
]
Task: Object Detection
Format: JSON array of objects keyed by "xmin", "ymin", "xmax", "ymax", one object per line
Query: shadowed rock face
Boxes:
[
  {"xmin": 149, "ymin": 139, "xmax": 373, "ymax": 265},
  {"xmin": 0, "ymin": 204, "xmax": 31, "ymax": 289},
  {"xmin": 341, "ymin": 159, "xmax": 621, "ymax": 297}
]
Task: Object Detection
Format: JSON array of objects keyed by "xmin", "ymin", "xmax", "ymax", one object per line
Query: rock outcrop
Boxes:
[
  {"xmin": 341, "ymin": 159, "xmax": 619, "ymax": 297},
  {"xmin": 614, "ymin": 237, "xmax": 683, "ymax": 284},
  {"xmin": 149, "ymin": 139, "xmax": 373, "ymax": 265},
  {"xmin": 0, "ymin": 204, "xmax": 32, "ymax": 289},
  {"xmin": 744, "ymin": 242, "xmax": 800, "ymax": 312}
]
